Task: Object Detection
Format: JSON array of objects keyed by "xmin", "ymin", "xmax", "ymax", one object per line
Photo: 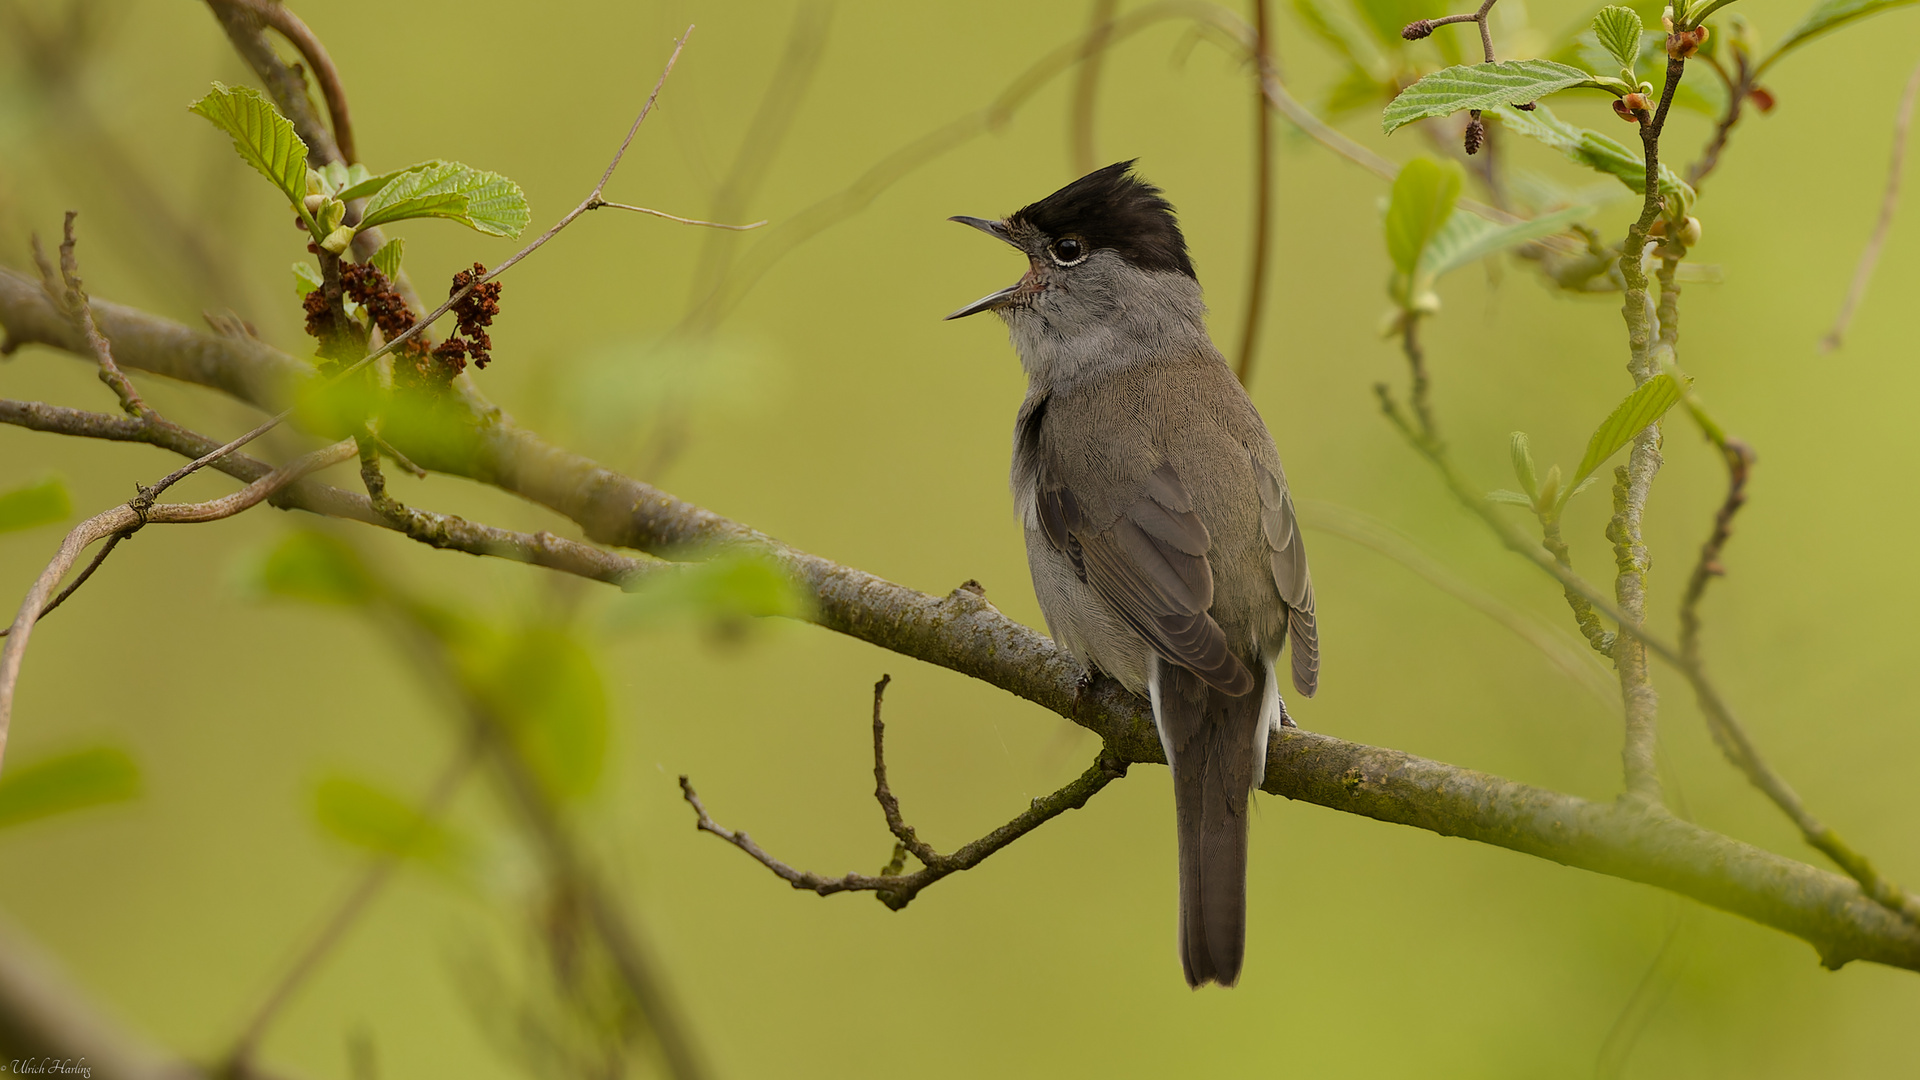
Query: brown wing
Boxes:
[
  {"xmin": 1254, "ymin": 457, "xmax": 1318, "ymax": 697},
  {"xmin": 1037, "ymin": 461, "xmax": 1254, "ymax": 696}
]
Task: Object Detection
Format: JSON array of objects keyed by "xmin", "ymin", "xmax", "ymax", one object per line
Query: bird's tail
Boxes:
[{"xmin": 1151, "ymin": 656, "xmax": 1267, "ymax": 988}]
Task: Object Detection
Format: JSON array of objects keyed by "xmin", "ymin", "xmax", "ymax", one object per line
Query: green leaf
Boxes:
[
  {"xmin": 254, "ymin": 530, "xmax": 380, "ymax": 606},
  {"xmin": 470, "ymin": 628, "xmax": 608, "ymax": 802},
  {"xmin": 292, "ymin": 261, "xmax": 323, "ymax": 299},
  {"xmin": 1569, "ymin": 372, "xmax": 1688, "ymax": 495},
  {"xmin": 0, "ymin": 746, "xmax": 140, "ymax": 829},
  {"xmin": 1422, "ymin": 202, "xmax": 1599, "ymax": 277},
  {"xmin": 336, "ymin": 163, "xmax": 432, "ymax": 203},
  {"xmin": 369, "ymin": 238, "xmax": 404, "ymax": 283},
  {"xmin": 313, "ymin": 775, "xmax": 467, "ymax": 871},
  {"xmin": 1291, "ymin": 0, "xmax": 1386, "ymax": 73},
  {"xmin": 1763, "ymin": 0, "xmax": 1918, "ymax": 67},
  {"xmin": 1489, "ymin": 103, "xmax": 1695, "ymax": 217},
  {"xmin": 613, "ymin": 552, "xmax": 815, "ymax": 633},
  {"xmin": 1386, "ymin": 158, "xmax": 1463, "ymax": 276},
  {"xmin": 189, "ymin": 82, "xmax": 310, "ymax": 207},
  {"xmin": 1592, "ymin": 5, "xmax": 1645, "ymax": 72},
  {"xmin": 1382, "ymin": 60, "xmax": 1613, "ymax": 134},
  {"xmin": 0, "ymin": 476, "xmax": 71, "ymax": 534},
  {"xmin": 1487, "ymin": 489, "xmax": 1535, "ymax": 505},
  {"xmin": 358, "ymin": 160, "xmax": 531, "ymax": 237}
]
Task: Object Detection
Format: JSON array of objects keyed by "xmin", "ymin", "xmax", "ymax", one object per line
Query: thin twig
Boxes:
[
  {"xmin": 1069, "ymin": 0, "xmax": 1119, "ymax": 176},
  {"xmin": 137, "ymin": 26, "xmax": 696, "ymax": 502},
  {"xmin": 31, "ymin": 214, "xmax": 152, "ymax": 418},
  {"xmin": 225, "ymin": 736, "xmax": 481, "ymax": 1071},
  {"xmin": 682, "ymin": 676, "xmax": 1127, "ymax": 911},
  {"xmin": 1233, "ymin": 0, "xmax": 1276, "ymax": 387},
  {"xmin": 0, "ymin": 533, "xmax": 125, "ymax": 640},
  {"xmin": 0, "ymin": 397, "xmax": 664, "ymax": 590},
  {"xmin": 230, "ymin": 0, "xmax": 357, "ymax": 163},
  {"xmin": 586, "ymin": 200, "xmax": 765, "ymax": 230},
  {"xmin": 1821, "ymin": 57, "xmax": 1920, "ymax": 352},
  {"xmin": 0, "ymin": 439, "xmax": 356, "ymax": 771}
]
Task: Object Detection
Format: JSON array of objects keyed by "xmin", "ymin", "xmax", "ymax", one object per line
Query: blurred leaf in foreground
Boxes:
[
  {"xmin": 0, "ymin": 746, "xmax": 140, "ymax": 829},
  {"xmin": 0, "ymin": 476, "xmax": 72, "ymax": 534}
]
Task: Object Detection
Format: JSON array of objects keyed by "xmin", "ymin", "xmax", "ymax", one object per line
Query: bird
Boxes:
[{"xmin": 945, "ymin": 161, "xmax": 1317, "ymax": 988}]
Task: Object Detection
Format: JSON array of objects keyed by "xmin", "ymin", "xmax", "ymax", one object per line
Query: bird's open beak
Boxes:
[{"xmin": 945, "ymin": 216, "xmax": 1023, "ymax": 320}]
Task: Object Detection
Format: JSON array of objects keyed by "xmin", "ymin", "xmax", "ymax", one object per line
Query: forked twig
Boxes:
[
  {"xmin": 680, "ymin": 676, "xmax": 1126, "ymax": 911},
  {"xmin": 0, "ymin": 439, "xmax": 358, "ymax": 771}
]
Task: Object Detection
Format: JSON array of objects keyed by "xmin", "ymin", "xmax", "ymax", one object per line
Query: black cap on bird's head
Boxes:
[
  {"xmin": 945, "ymin": 161, "xmax": 1196, "ymax": 320},
  {"xmin": 1008, "ymin": 160, "xmax": 1195, "ymax": 280}
]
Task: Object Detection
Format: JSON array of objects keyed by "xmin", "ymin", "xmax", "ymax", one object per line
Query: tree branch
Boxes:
[
  {"xmin": 681, "ymin": 675, "xmax": 1128, "ymax": 910},
  {"xmin": 6, "ymin": 274, "xmax": 1920, "ymax": 973}
]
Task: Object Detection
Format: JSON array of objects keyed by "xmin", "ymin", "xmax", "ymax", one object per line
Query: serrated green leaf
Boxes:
[
  {"xmin": 358, "ymin": 160, "xmax": 530, "ymax": 237},
  {"xmin": 1592, "ymin": 6, "xmax": 1646, "ymax": 71},
  {"xmin": 369, "ymin": 238, "xmax": 404, "ymax": 282},
  {"xmin": 0, "ymin": 476, "xmax": 72, "ymax": 534},
  {"xmin": 189, "ymin": 82, "xmax": 310, "ymax": 206},
  {"xmin": 1763, "ymin": 0, "xmax": 1918, "ymax": 68},
  {"xmin": 313, "ymin": 775, "xmax": 467, "ymax": 870},
  {"xmin": 292, "ymin": 261, "xmax": 323, "ymax": 299},
  {"xmin": 1422, "ymin": 202, "xmax": 1598, "ymax": 277},
  {"xmin": 1386, "ymin": 158, "xmax": 1462, "ymax": 276},
  {"xmin": 0, "ymin": 746, "xmax": 139, "ymax": 829},
  {"xmin": 1489, "ymin": 103, "xmax": 1695, "ymax": 217},
  {"xmin": 467, "ymin": 628, "xmax": 607, "ymax": 802},
  {"xmin": 1383, "ymin": 60, "xmax": 1611, "ymax": 134},
  {"xmin": 336, "ymin": 162, "xmax": 434, "ymax": 203},
  {"xmin": 255, "ymin": 530, "xmax": 379, "ymax": 606},
  {"xmin": 1569, "ymin": 372, "xmax": 1688, "ymax": 496}
]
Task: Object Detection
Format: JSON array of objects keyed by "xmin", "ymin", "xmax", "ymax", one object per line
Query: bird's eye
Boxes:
[{"xmin": 1050, "ymin": 237, "xmax": 1086, "ymax": 265}]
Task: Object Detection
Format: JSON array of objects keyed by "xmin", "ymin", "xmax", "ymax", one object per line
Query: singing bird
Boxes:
[{"xmin": 946, "ymin": 162, "xmax": 1318, "ymax": 987}]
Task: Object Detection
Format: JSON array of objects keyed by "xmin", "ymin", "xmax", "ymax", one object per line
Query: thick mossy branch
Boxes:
[{"xmin": 3, "ymin": 268, "xmax": 1919, "ymax": 971}]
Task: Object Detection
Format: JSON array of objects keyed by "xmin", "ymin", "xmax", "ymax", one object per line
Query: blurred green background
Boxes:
[{"xmin": 3, "ymin": 0, "xmax": 1919, "ymax": 1075}]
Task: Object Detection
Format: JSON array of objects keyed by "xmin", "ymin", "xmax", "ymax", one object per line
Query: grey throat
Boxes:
[{"xmin": 947, "ymin": 161, "xmax": 1318, "ymax": 989}]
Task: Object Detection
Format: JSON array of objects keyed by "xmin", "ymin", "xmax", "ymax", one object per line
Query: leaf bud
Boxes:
[
  {"xmin": 303, "ymin": 193, "xmax": 327, "ymax": 214},
  {"xmin": 319, "ymin": 198, "xmax": 346, "ymax": 234},
  {"xmin": 1677, "ymin": 216, "xmax": 1703, "ymax": 247},
  {"xmin": 319, "ymin": 226, "xmax": 357, "ymax": 255}
]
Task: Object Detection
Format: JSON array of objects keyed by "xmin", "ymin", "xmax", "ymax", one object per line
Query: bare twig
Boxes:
[
  {"xmin": 0, "ymin": 439, "xmax": 356, "ymax": 771},
  {"xmin": 0, "ymin": 397, "xmax": 664, "ymax": 590},
  {"xmin": 225, "ymin": 737, "xmax": 481, "ymax": 1071},
  {"xmin": 1069, "ymin": 0, "xmax": 1119, "ymax": 176},
  {"xmin": 682, "ymin": 676, "xmax": 1128, "ymax": 911},
  {"xmin": 0, "ymin": 532, "xmax": 126, "ymax": 640},
  {"xmin": 586, "ymin": 200, "xmax": 765, "ymax": 230},
  {"xmin": 31, "ymin": 214, "xmax": 151, "ymax": 418},
  {"xmin": 1234, "ymin": 0, "xmax": 1276, "ymax": 387},
  {"xmin": 1821, "ymin": 57, "xmax": 1920, "ymax": 352}
]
